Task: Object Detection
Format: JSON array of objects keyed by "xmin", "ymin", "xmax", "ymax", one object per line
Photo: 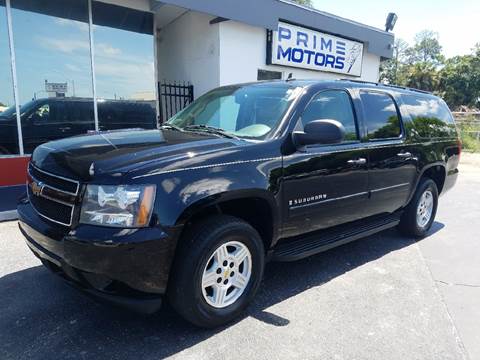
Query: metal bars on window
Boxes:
[{"xmin": 158, "ymin": 81, "xmax": 194, "ymax": 124}]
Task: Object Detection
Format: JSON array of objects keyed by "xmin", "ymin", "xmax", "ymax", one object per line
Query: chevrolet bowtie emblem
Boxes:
[{"xmin": 30, "ymin": 181, "xmax": 44, "ymax": 196}]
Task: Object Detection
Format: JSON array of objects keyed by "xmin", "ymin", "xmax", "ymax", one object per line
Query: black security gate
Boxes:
[{"xmin": 158, "ymin": 81, "xmax": 194, "ymax": 123}]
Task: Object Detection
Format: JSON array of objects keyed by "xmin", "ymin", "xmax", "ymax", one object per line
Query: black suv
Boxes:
[
  {"xmin": 17, "ymin": 80, "xmax": 460, "ymax": 327},
  {"xmin": 0, "ymin": 97, "xmax": 156, "ymax": 154}
]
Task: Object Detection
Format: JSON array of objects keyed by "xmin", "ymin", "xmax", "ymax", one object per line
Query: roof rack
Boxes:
[{"xmin": 339, "ymin": 79, "xmax": 431, "ymax": 95}]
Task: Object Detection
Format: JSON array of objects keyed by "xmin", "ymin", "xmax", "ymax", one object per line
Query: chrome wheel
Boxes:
[
  {"xmin": 201, "ymin": 241, "xmax": 252, "ymax": 308},
  {"xmin": 416, "ymin": 190, "xmax": 434, "ymax": 228}
]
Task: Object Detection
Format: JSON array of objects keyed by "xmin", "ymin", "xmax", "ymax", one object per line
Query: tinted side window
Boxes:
[
  {"xmin": 401, "ymin": 95, "xmax": 456, "ymax": 138},
  {"xmin": 27, "ymin": 104, "xmax": 50, "ymax": 124},
  {"xmin": 50, "ymin": 102, "xmax": 69, "ymax": 124},
  {"xmin": 302, "ymin": 90, "xmax": 358, "ymax": 141},
  {"xmin": 68, "ymin": 101, "xmax": 94, "ymax": 126},
  {"xmin": 360, "ymin": 91, "xmax": 401, "ymax": 140}
]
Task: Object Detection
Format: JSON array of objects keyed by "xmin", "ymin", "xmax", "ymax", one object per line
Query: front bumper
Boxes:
[{"xmin": 18, "ymin": 201, "xmax": 180, "ymax": 314}]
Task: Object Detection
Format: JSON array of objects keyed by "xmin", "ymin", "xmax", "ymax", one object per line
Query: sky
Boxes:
[
  {"xmin": 1, "ymin": 6, "xmax": 155, "ymax": 107},
  {"xmin": 312, "ymin": 0, "xmax": 479, "ymax": 58}
]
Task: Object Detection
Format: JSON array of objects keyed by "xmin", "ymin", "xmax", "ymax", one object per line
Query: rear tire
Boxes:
[
  {"xmin": 399, "ymin": 178, "xmax": 438, "ymax": 238},
  {"xmin": 167, "ymin": 215, "xmax": 265, "ymax": 328}
]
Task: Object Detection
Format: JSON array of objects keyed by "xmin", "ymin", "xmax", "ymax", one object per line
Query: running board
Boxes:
[{"xmin": 271, "ymin": 213, "xmax": 402, "ymax": 262}]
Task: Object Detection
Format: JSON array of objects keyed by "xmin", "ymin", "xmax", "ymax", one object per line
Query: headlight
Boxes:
[{"xmin": 80, "ymin": 184, "xmax": 156, "ymax": 227}]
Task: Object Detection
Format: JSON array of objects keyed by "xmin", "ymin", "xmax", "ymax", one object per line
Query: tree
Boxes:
[
  {"xmin": 405, "ymin": 30, "xmax": 444, "ymax": 65},
  {"xmin": 438, "ymin": 49, "xmax": 480, "ymax": 109},
  {"xmin": 380, "ymin": 38, "xmax": 409, "ymax": 84},
  {"xmin": 290, "ymin": 0, "xmax": 314, "ymax": 7},
  {"xmin": 381, "ymin": 30, "xmax": 444, "ymax": 92},
  {"xmin": 399, "ymin": 62, "xmax": 439, "ymax": 92}
]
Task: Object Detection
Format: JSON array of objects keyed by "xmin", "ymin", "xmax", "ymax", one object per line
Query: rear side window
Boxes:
[
  {"xmin": 301, "ymin": 90, "xmax": 358, "ymax": 141},
  {"xmin": 401, "ymin": 95, "xmax": 456, "ymax": 138},
  {"xmin": 67, "ymin": 101, "xmax": 94, "ymax": 124},
  {"xmin": 360, "ymin": 91, "xmax": 401, "ymax": 140}
]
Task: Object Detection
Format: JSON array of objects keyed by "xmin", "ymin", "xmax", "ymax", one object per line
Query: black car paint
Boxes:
[
  {"xmin": 0, "ymin": 98, "xmax": 156, "ymax": 154},
  {"xmin": 17, "ymin": 80, "xmax": 460, "ymax": 312}
]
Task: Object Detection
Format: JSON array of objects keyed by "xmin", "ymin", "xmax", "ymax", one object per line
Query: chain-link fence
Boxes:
[{"xmin": 453, "ymin": 112, "xmax": 480, "ymax": 152}]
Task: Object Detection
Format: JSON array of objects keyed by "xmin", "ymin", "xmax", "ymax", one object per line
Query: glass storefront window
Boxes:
[
  {"xmin": 92, "ymin": 1, "xmax": 157, "ymax": 131},
  {"xmin": 0, "ymin": 0, "xmax": 19, "ymax": 155},
  {"xmin": 1, "ymin": 1, "xmax": 158, "ymax": 157},
  {"xmin": 11, "ymin": 0, "xmax": 94, "ymax": 154}
]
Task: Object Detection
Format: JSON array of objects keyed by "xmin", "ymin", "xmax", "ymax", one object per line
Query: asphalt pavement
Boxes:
[{"xmin": 1, "ymin": 156, "xmax": 478, "ymax": 360}]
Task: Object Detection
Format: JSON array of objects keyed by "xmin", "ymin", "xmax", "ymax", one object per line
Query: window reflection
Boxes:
[
  {"xmin": 92, "ymin": 1, "xmax": 157, "ymax": 131},
  {"xmin": 302, "ymin": 90, "xmax": 358, "ymax": 141},
  {"xmin": 402, "ymin": 95, "xmax": 456, "ymax": 138},
  {"xmin": 0, "ymin": 0, "xmax": 20, "ymax": 155},
  {"xmin": 360, "ymin": 91, "xmax": 401, "ymax": 140},
  {"xmin": 11, "ymin": 0, "xmax": 94, "ymax": 154}
]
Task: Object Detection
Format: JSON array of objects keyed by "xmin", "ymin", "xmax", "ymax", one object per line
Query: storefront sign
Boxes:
[
  {"xmin": 45, "ymin": 81, "xmax": 68, "ymax": 93},
  {"xmin": 268, "ymin": 22, "xmax": 364, "ymax": 77}
]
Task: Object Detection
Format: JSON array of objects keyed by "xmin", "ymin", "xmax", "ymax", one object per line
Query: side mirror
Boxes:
[{"xmin": 293, "ymin": 119, "xmax": 345, "ymax": 146}]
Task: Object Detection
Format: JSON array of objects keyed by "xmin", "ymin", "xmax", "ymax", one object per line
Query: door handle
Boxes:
[
  {"xmin": 347, "ymin": 158, "xmax": 367, "ymax": 165},
  {"xmin": 397, "ymin": 152, "xmax": 412, "ymax": 158}
]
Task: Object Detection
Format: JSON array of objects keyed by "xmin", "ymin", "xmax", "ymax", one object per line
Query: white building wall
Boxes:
[
  {"xmin": 157, "ymin": 12, "xmax": 381, "ymax": 99},
  {"xmin": 157, "ymin": 12, "xmax": 220, "ymax": 98},
  {"xmin": 218, "ymin": 20, "xmax": 380, "ymax": 86}
]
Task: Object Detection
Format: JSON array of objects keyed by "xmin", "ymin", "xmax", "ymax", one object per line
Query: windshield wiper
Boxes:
[
  {"xmin": 183, "ymin": 124, "xmax": 240, "ymax": 140},
  {"xmin": 160, "ymin": 123, "xmax": 184, "ymax": 132}
]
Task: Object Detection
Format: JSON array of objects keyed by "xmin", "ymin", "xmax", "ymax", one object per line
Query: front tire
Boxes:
[
  {"xmin": 399, "ymin": 178, "xmax": 438, "ymax": 238},
  {"xmin": 168, "ymin": 215, "xmax": 265, "ymax": 328}
]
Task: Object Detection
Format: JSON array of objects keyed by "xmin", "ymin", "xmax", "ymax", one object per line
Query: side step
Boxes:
[{"xmin": 271, "ymin": 212, "xmax": 402, "ymax": 262}]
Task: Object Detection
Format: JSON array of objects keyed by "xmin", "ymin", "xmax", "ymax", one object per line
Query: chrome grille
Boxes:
[{"xmin": 27, "ymin": 164, "xmax": 80, "ymax": 227}]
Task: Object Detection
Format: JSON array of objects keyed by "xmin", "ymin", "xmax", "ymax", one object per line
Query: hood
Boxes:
[{"xmin": 31, "ymin": 129, "xmax": 238, "ymax": 181}]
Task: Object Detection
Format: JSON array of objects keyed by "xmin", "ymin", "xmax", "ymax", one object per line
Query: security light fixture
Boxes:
[{"xmin": 385, "ymin": 12, "xmax": 398, "ymax": 32}]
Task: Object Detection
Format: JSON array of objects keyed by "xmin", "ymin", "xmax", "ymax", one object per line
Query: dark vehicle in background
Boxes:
[
  {"xmin": 17, "ymin": 80, "xmax": 460, "ymax": 328},
  {"xmin": 0, "ymin": 97, "xmax": 157, "ymax": 154}
]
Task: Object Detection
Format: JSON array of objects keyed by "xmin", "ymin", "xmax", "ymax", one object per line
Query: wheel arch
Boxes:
[
  {"xmin": 175, "ymin": 189, "xmax": 280, "ymax": 252},
  {"xmin": 407, "ymin": 162, "xmax": 446, "ymax": 204}
]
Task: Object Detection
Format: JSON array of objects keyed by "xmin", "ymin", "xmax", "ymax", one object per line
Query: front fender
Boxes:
[{"xmin": 147, "ymin": 156, "xmax": 283, "ymax": 230}]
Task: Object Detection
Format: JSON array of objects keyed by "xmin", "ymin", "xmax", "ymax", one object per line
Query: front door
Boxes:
[
  {"xmin": 281, "ymin": 89, "xmax": 369, "ymax": 238},
  {"xmin": 358, "ymin": 90, "xmax": 417, "ymax": 215},
  {"xmin": 22, "ymin": 101, "xmax": 70, "ymax": 154}
]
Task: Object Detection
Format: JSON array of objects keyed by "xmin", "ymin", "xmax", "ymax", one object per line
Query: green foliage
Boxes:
[
  {"xmin": 366, "ymin": 115, "xmax": 400, "ymax": 139},
  {"xmin": 456, "ymin": 117, "xmax": 480, "ymax": 152},
  {"xmin": 379, "ymin": 39, "xmax": 409, "ymax": 84},
  {"xmin": 405, "ymin": 30, "xmax": 444, "ymax": 65},
  {"xmin": 408, "ymin": 117, "xmax": 457, "ymax": 138},
  {"xmin": 438, "ymin": 54, "xmax": 480, "ymax": 109},
  {"xmin": 398, "ymin": 62, "xmax": 439, "ymax": 92},
  {"xmin": 380, "ymin": 32, "xmax": 480, "ymax": 110},
  {"xmin": 459, "ymin": 127, "xmax": 480, "ymax": 152}
]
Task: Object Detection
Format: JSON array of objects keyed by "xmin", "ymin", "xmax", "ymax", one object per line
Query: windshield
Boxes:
[
  {"xmin": 0, "ymin": 104, "xmax": 16, "ymax": 117},
  {"xmin": 0, "ymin": 100, "xmax": 40, "ymax": 118},
  {"xmin": 167, "ymin": 84, "xmax": 302, "ymax": 139}
]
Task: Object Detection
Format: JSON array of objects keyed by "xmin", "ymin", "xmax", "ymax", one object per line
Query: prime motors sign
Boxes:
[{"xmin": 268, "ymin": 22, "xmax": 364, "ymax": 77}]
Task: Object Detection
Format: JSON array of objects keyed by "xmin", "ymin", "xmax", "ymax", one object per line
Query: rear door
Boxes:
[
  {"xmin": 66, "ymin": 100, "xmax": 95, "ymax": 135},
  {"xmin": 359, "ymin": 90, "xmax": 417, "ymax": 215},
  {"xmin": 282, "ymin": 89, "xmax": 369, "ymax": 237}
]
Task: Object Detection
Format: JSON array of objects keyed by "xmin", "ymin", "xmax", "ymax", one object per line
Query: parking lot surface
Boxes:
[{"xmin": 1, "ymin": 157, "xmax": 478, "ymax": 360}]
